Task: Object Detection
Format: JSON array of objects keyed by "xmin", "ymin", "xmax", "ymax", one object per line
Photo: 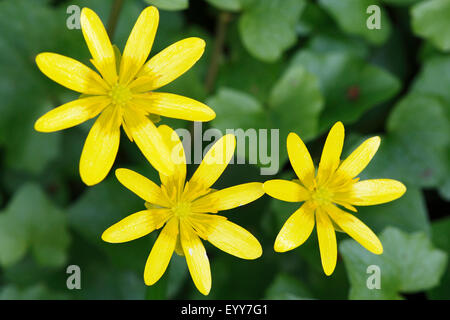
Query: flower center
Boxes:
[
  {"xmin": 310, "ymin": 186, "xmax": 333, "ymax": 206},
  {"xmin": 109, "ymin": 83, "xmax": 131, "ymax": 107},
  {"xmin": 172, "ymin": 201, "xmax": 191, "ymax": 218}
]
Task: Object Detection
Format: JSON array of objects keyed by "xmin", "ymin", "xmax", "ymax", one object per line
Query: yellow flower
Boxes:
[
  {"xmin": 34, "ymin": 6, "xmax": 215, "ymax": 186},
  {"xmin": 102, "ymin": 126, "xmax": 263, "ymax": 295},
  {"xmin": 264, "ymin": 122, "xmax": 406, "ymax": 276}
]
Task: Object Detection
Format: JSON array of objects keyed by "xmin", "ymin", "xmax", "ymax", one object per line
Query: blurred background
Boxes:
[{"xmin": 0, "ymin": 0, "xmax": 449, "ymax": 300}]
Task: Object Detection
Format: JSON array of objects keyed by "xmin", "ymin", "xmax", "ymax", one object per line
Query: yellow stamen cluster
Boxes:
[
  {"xmin": 108, "ymin": 83, "xmax": 132, "ymax": 107},
  {"xmin": 310, "ymin": 185, "xmax": 333, "ymax": 206},
  {"xmin": 172, "ymin": 201, "xmax": 191, "ymax": 218}
]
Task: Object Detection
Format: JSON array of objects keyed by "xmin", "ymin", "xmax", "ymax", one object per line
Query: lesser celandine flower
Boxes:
[
  {"xmin": 34, "ymin": 6, "xmax": 215, "ymax": 185},
  {"xmin": 264, "ymin": 122, "xmax": 406, "ymax": 276},
  {"xmin": 102, "ymin": 126, "xmax": 263, "ymax": 295}
]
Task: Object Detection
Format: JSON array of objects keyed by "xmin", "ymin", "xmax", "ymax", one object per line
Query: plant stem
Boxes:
[
  {"xmin": 107, "ymin": 0, "xmax": 124, "ymax": 40},
  {"xmin": 204, "ymin": 12, "xmax": 231, "ymax": 94}
]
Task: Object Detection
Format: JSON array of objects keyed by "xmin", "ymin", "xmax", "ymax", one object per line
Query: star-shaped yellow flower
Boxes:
[
  {"xmin": 264, "ymin": 122, "xmax": 406, "ymax": 276},
  {"xmin": 34, "ymin": 6, "xmax": 215, "ymax": 186},
  {"xmin": 102, "ymin": 126, "xmax": 263, "ymax": 295}
]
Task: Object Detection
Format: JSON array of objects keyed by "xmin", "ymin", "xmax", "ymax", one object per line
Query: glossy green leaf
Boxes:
[
  {"xmin": 412, "ymin": 56, "xmax": 450, "ymax": 104},
  {"xmin": 268, "ymin": 65, "xmax": 324, "ymax": 163},
  {"xmin": 239, "ymin": 0, "xmax": 305, "ymax": 62},
  {"xmin": 208, "ymin": 87, "xmax": 266, "ymax": 131},
  {"xmin": 358, "ymin": 93, "xmax": 449, "ymax": 188},
  {"xmin": 0, "ymin": 183, "xmax": 70, "ymax": 268},
  {"xmin": 0, "ymin": 284, "xmax": 69, "ymax": 300},
  {"xmin": 291, "ymin": 50, "xmax": 400, "ymax": 131},
  {"xmin": 319, "ymin": 0, "xmax": 391, "ymax": 45},
  {"xmin": 145, "ymin": 0, "xmax": 189, "ymax": 11},
  {"xmin": 412, "ymin": 0, "xmax": 450, "ymax": 51},
  {"xmin": 265, "ymin": 273, "xmax": 313, "ymax": 299},
  {"xmin": 382, "ymin": 0, "xmax": 421, "ymax": 5},
  {"xmin": 340, "ymin": 227, "xmax": 447, "ymax": 299},
  {"xmin": 206, "ymin": 0, "xmax": 243, "ymax": 11}
]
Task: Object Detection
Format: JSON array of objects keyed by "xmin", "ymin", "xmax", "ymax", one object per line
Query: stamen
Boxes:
[
  {"xmin": 172, "ymin": 201, "xmax": 191, "ymax": 218},
  {"xmin": 109, "ymin": 83, "xmax": 132, "ymax": 107}
]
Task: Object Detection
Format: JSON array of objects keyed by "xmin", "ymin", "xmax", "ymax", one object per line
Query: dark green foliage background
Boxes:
[{"xmin": 0, "ymin": 0, "xmax": 448, "ymax": 299}]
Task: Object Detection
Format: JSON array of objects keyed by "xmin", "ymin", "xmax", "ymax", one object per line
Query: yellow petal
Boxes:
[
  {"xmin": 136, "ymin": 37, "xmax": 205, "ymax": 91},
  {"xmin": 189, "ymin": 134, "xmax": 236, "ymax": 190},
  {"xmin": 157, "ymin": 125, "xmax": 186, "ymax": 188},
  {"xmin": 119, "ymin": 6, "xmax": 159, "ymax": 85},
  {"xmin": 80, "ymin": 8, "xmax": 117, "ymax": 84},
  {"xmin": 35, "ymin": 53, "xmax": 108, "ymax": 94},
  {"xmin": 348, "ymin": 179, "xmax": 406, "ymax": 206},
  {"xmin": 131, "ymin": 93, "xmax": 215, "ymax": 121},
  {"xmin": 34, "ymin": 97, "xmax": 109, "ymax": 132},
  {"xmin": 317, "ymin": 122, "xmax": 345, "ymax": 184},
  {"xmin": 191, "ymin": 182, "xmax": 264, "ymax": 213},
  {"xmin": 144, "ymin": 217, "xmax": 178, "ymax": 285},
  {"xmin": 79, "ymin": 106, "xmax": 121, "ymax": 186},
  {"xmin": 326, "ymin": 204, "xmax": 382, "ymax": 254},
  {"xmin": 332, "ymin": 200, "xmax": 357, "ymax": 213},
  {"xmin": 263, "ymin": 179, "xmax": 309, "ymax": 203},
  {"xmin": 102, "ymin": 209, "xmax": 171, "ymax": 243},
  {"xmin": 115, "ymin": 168, "xmax": 170, "ymax": 207},
  {"xmin": 180, "ymin": 220, "xmax": 211, "ymax": 295},
  {"xmin": 274, "ymin": 202, "xmax": 315, "ymax": 252},
  {"xmin": 287, "ymin": 132, "xmax": 315, "ymax": 188},
  {"xmin": 122, "ymin": 108, "xmax": 174, "ymax": 176},
  {"xmin": 336, "ymin": 136, "xmax": 381, "ymax": 179},
  {"xmin": 190, "ymin": 215, "xmax": 262, "ymax": 259},
  {"xmin": 174, "ymin": 235, "xmax": 184, "ymax": 256},
  {"xmin": 316, "ymin": 209, "xmax": 337, "ymax": 276}
]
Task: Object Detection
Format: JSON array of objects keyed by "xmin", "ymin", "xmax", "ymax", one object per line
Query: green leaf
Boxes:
[
  {"xmin": 340, "ymin": 227, "xmax": 447, "ymax": 299},
  {"xmin": 145, "ymin": 0, "xmax": 189, "ymax": 11},
  {"xmin": 3, "ymin": 101, "xmax": 62, "ymax": 175},
  {"xmin": 265, "ymin": 273, "xmax": 313, "ymax": 299},
  {"xmin": 268, "ymin": 65, "xmax": 324, "ymax": 141},
  {"xmin": 218, "ymin": 26, "xmax": 285, "ymax": 102},
  {"xmin": 412, "ymin": 56, "xmax": 450, "ymax": 104},
  {"xmin": 291, "ymin": 50, "xmax": 400, "ymax": 131},
  {"xmin": 239, "ymin": 0, "xmax": 305, "ymax": 62},
  {"xmin": 0, "ymin": 183, "xmax": 70, "ymax": 267},
  {"xmin": 205, "ymin": 0, "xmax": 243, "ymax": 11},
  {"xmin": 268, "ymin": 65, "xmax": 324, "ymax": 162},
  {"xmin": 319, "ymin": 0, "xmax": 391, "ymax": 45},
  {"xmin": 381, "ymin": 0, "xmax": 421, "ymax": 5},
  {"xmin": 0, "ymin": 283, "xmax": 69, "ymax": 300},
  {"xmin": 387, "ymin": 96, "xmax": 449, "ymax": 147},
  {"xmin": 361, "ymin": 93, "xmax": 450, "ymax": 188},
  {"xmin": 0, "ymin": 213, "xmax": 28, "ymax": 267},
  {"xmin": 428, "ymin": 217, "xmax": 450, "ymax": 299},
  {"xmin": 207, "ymin": 87, "xmax": 267, "ymax": 164},
  {"xmin": 438, "ymin": 166, "xmax": 450, "ymax": 200},
  {"xmin": 410, "ymin": 57, "xmax": 450, "ymax": 193},
  {"xmin": 307, "ymin": 33, "xmax": 370, "ymax": 59},
  {"xmin": 412, "ymin": 0, "xmax": 450, "ymax": 52},
  {"xmin": 208, "ymin": 87, "xmax": 266, "ymax": 131}
]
